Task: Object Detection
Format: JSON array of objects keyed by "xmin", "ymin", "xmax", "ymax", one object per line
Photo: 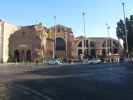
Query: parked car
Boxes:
[
  {"xmin": 88, "ymin": 58, "xmax": 102, "ymax": 64},
  {"xmin": 47, "ymin": 59, "xmax": 62, "ymax": 65}
]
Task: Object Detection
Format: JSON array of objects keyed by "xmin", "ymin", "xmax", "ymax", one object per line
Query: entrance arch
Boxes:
[
  {"xmin": 14, "ymin": 48, "xmax": 32, "ymax": 62},
  {"xmin": 26, "ymin": 50, "xmax": 31, "ymax": 62},
  {"xmin": 14, "ymin": 49, "xmax": 20, "ymax": 62},
  {"xmin": 55, "ymin": 37, "xmax": 66, "ymax": 58},
  {"xmin": 56, "ymin": 37, "xmax": 66, "ymax": 51}
]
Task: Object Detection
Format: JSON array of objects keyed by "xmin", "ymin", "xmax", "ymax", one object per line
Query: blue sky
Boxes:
[{"xmin": 0, "ymin": 0, "xmax": 132, "ymax": 38}]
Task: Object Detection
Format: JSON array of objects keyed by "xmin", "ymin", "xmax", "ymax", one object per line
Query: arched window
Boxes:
[
  {"xmin": 102, "ymin": 41, "xmax": 106, "ymax": 47},
  {"xmin": 56, "ymin": 37, "xmax": 66, "ymax": 50},
  {"xmin": 90, "ymin": 41, "xmax": 95, "ymax": 47},
  {"xmin": 78, "ymin": 41, "xmax": 82, "ymax": 47},
  {"xmin": 26, "ymin": 50, "xmax": 31, "ymax": 62},
  {"xmin": 78, "ymin": 49, "xmax": 82, "ymax": 55},
  {"xmin": 14, "ymin": 49, "xmax": 20, "ymax": 62}
]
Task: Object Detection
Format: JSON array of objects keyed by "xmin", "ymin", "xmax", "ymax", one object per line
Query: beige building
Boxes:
[{"xmin": 0, "ymin": 20, "xmax": 18, "ymax": 63}]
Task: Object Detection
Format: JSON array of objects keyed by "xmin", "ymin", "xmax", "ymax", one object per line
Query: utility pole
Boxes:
[{"xmin": 122, "ymin": 2, "xmax": 129, "ymax": 57}]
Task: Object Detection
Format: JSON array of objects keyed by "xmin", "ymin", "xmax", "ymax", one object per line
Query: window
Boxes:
[
  {"xmin": 113, "ymin": 41, "xmax": 118, "ymax": 47},
  {"xmin": 78, "ymin": 49, "xmax": 82, "ymax": 55},
  {"xmin": 90, "ymin": 41, "xmax": 95, "ymax": 48},
  {"xmin": 102, "ymin": 41, "xmax": 106, "ymax": 47},
  {"xmin": 90, "ymin": 49, "xmax": 96, "ymax": 57},
  {"xmin": 113, "ymin": 49, "xmax": 118, "ymax": 54},
  {"xmin": 86, "ymin": 40, "xmax": 88, "ymax": 47},
  {"xmin": 56, "ymin": 38, "xmax": 66, "ymax": 50},
  {"xmin": 78, "ymin": 41, "xmax": 82, "ymax": 47}
]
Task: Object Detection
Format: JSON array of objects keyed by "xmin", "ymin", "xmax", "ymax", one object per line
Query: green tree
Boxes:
[{"xmin": 116, "ymin": 15, "xmax": 133, "ymax": 53}]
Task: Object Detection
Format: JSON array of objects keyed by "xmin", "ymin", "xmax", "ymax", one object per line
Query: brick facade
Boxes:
[
  {"xmin": 0, "ymin": 20, "xmax": 123, "ymax": 63},
  {"xmin": 47, "ymin": 25, "xmax": 75, "ymax": 59},
  {"xmin": 9, "ymin": 23, "xmax": 48, "ymax": 62},
  {"xmin": 75, "ymin": 37, "xmax": 122, "ymax": 59},
  {"xmin": 8, "ymin": 24, "xmax": 76, "ymax": 62}
]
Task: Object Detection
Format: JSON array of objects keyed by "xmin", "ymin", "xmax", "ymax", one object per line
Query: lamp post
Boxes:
[
  {"xmin": 65, "ymin": 31, "xmax": 68, "ymax": 61},
  {"xmin": 82, "ymin": 12, "xmax": 86, "ymax": 58},
  {"xmin": 106, "ymin": 23, "xmax": 112, "ymax": 63},
  {"xmin": 122, "ymin": 2, "xmax": 129, "ymax": 57},
  {"xmin": 106, "ymin": 23, "xmax": 111, "ymax": 55},
  {"xmin": 53, "ymin": 16, "xmax": 56, "ymax": 59}
]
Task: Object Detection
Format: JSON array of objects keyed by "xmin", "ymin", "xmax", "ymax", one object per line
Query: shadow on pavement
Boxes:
[{"xmin": 1, "ymin": 77, "xmax": 133, "ymax": 100}]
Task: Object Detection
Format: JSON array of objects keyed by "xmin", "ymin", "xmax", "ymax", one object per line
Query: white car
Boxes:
[
  {"xmin": 88, "ymin": 58, "xmax": 101, "ymax": 64},
  {"xmin": 47, "ymin": 59, "xmax": 62, "ymax": 65}
]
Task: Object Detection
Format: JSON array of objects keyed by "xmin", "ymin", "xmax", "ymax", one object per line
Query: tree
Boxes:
[
  {"xmin": 116, "ymin": 19, "xmax": 125, "ymax": 41},
  {"xmin": 116, "ymin": 15, "xmax": 133, "ymax": 53},
  {"xmin": 127, "ymin": 15, "xmax": 133, "ymax": 52}
]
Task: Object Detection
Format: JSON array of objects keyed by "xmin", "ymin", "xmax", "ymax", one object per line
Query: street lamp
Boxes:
[
  {"xmin": 106, "ymin": 23, "xmax": 111, "ymax": 56},
  {"xmin": 82, "ymin": 12, "xmax": 86, "ymax": 58},
  {"xmin": 53, "ymin": 16, "xmax": 56, "ymax": 59},
  {"xmin": 122, "ymin": 2, "xmax": 129, "ymax": 57},
  {"xmin": 64, "ymin": 30, "xmax": 68, "ymax": 61}
]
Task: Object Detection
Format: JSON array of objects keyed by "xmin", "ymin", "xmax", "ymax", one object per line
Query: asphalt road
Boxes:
[{"xmin": 0, "ymin": 63, "xmax": 133, "ymax": 100}]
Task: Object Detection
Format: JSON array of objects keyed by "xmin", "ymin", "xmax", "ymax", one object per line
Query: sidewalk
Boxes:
[{"xmin": 0, "ymin": 62, "xmax": 78, "ymax": 74}]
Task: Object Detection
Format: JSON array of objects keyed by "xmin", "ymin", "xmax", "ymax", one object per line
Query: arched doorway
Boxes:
[
  {"xmin": 56, "ymin": 37, "xmax": 66, "ymax": 50},
  {"xmin": 14, "ymin": 49, "xmax": 20, "ymax": 62},
  {"xmin": 26, "ymin": 50, "xmax": 31, "ymax": 62},
  {"xmin": 20, "ymin": 49, "xmax": 25, "ymax": 62},
  {"xmin": 56, "ymin": 37, "xmax": 66, "ymax": 58},
  {"xmin": 14, "ymin": 49, "xmax": 32, "ymax": 62},
  {"xmin": 90, "ymin": 49, "xmax": 96, "ymax": 58}
]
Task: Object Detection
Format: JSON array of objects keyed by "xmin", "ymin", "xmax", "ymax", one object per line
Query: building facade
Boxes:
[
  {"xmin": 8, "ymin": 24, "xmax": 75, "ymax": 62},
  {"xmin": 75, "ymin": 37, "xmax": 122, "ymax": 59},
  {"xmin": 9, "ymin": 23, "xmax": 48, "ymax": 62},
  {"xmin": 47, "ymin": 25, "xmax": 75, "ymax": 60},
  {"xmin": 0, "ymin": 20, "xmax": 123, "ymax": 63},
  {"xmin": 0, "ymin": 20, "xmax": 18, "ymax": 63}
]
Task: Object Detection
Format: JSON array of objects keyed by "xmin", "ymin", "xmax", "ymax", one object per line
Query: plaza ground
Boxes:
[{"xmin": 0, "ymin": 63, "xmax": 133, "ymax": 100}]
